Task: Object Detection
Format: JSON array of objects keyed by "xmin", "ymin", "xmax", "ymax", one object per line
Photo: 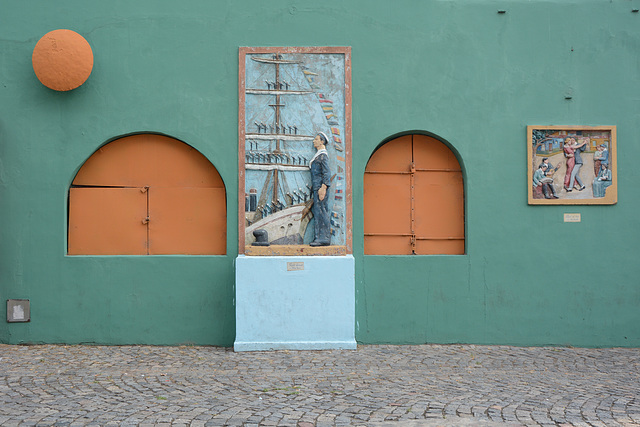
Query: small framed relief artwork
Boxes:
[{"xmin": 527, "ymin": 126, "xmax": 617, "ymax": 205}]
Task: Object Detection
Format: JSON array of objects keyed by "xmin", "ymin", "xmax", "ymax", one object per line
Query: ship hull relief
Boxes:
[{"xmin": 239, "ymin": 47, "xmax": 352, "ymax": 255}]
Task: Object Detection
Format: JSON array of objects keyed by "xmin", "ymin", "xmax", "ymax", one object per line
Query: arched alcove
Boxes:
[
  {"xmin": 68, "ymin": 134, "xmax": 226, "ymax": 255},
  {"xmin": 364, "ymin": 133, "xmax": 464, "ymax": 255}
]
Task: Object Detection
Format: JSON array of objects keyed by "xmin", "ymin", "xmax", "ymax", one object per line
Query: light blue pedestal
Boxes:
[{"xmin": 234, "ymin": 255, "xmax": 356, "ymax": 351}]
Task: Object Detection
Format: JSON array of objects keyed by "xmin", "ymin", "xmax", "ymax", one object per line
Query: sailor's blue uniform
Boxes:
[{"xmin": 310, "ymin": 151, "xmax": 331, "ymax": 245}]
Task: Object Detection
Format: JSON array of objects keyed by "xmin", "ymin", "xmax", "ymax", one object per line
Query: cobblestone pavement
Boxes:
[{"xmin": 0, "ymin": 344, "xmax": 639, "ymax": 426}]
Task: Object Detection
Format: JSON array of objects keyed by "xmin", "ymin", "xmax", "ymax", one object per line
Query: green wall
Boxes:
[{"xmin": 1, "ymin": 0, "xmax": 638, "ymax": 346}]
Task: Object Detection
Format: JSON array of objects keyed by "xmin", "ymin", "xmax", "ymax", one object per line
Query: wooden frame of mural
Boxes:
[
  {"xmin": 238, "ymin": 47, "xmax": 352, "ymax": 255},
  {"xmin": 527, "ymin": 125, "xmax": 617, "ymax": 205}
]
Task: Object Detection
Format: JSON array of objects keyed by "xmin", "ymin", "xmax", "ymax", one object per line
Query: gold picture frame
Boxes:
[{"xmin": 527, "ymin": 126, "xmax": 617, "ymax": 205}]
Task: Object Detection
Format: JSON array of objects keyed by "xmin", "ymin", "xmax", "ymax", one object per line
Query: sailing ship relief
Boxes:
[{"xmin": 241, "ymin": 48, "xmax": 348, "ymax": 248}]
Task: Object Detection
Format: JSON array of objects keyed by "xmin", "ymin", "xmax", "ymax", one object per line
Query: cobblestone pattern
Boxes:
[{"xmin": 0, "ymin": 344, "xmax": 639, "ymax": 426}]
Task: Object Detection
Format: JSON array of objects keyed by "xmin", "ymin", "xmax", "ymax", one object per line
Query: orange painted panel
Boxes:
[
  {"xmin": 413, "ymin": 134, "xmax": 461, "ymax": 171},
  {"xmin": 415, "ymin": 239, "xmax": 464, "ymax": 255},
  {"xmin": 364, "ymin": 236, "xmax": 412, "ymax": 255},
  {"xmin": 365, "ymin": 135, "xmax": 412, "ymax": 173},
  {"xmin": 148, "ymin": 188, "xmax": 226, "ymax": 255},
  {"xmin": 364, "ymin": 133, "xmax": 465, "ymax": 256},
  {"xmin": 68, "ymin": 188, "xmax": 148, "ymax": 255},
  {"xmin": 413, "ymin": 171, "xmax": 464, "ymax": 240},
  {"xmin": 73, "ymin": 134, "xmax": 223, "ymax": 188},
  {"xmin": 363, "ymin": 172, "xmax": 412, "ymax": 235}
]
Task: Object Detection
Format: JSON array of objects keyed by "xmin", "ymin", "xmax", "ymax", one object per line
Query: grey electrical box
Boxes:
[{"xmin": 7, "ymin": 299, "xmax": 30, "ymax": 322}]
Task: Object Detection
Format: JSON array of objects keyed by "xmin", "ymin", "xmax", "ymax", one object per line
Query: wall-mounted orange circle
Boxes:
[{"xmin": 32, "ymin": 29, "xmax": 93, "ymax": 91}]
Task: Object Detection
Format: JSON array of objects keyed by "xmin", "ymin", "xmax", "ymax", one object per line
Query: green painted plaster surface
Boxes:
[{"xmin": 1, "ymin": 0, "xmax": 639, "ymax": 346}]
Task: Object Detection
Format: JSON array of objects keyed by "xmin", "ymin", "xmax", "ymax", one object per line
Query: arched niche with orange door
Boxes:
[
  {"xmin": 68, "ymin": 134, "xmax": 226, "ymax": 255},
  {"xmin": 363, "ymin": 134, "xmax": 465, "ymax": 255}
]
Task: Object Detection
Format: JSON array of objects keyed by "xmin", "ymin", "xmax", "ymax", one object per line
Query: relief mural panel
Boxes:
[
  {"xmin": 238, "ymin": 47, "xmax": 352, "ymax": 255},
  {"xmin": 528, "ymin": 126, "xmax": 617, "ymax": 205}
]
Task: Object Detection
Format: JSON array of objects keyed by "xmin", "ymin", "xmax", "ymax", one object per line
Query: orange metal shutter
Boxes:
[
  {"xmin": 73, "ymin": 134, "xmax": 224, "ymax": 189},
  {"xmin": 412, "ymin": 135, "xmax": 464, "ymax": 255},
  {"xmin": 68, "ymin": 187, "xmax": 148, "ymax": 255},
  {"xmin": 364, "ymin": 135, "xmax": 413, "ymax": 254},
  {"xmin": 69, "ymin": 134, "xmax": 226, "ymax": 255},
  {"xmin": 149, "ymin": 187, "xmax": 226, "ymax": 255},
  {"xmin": 364, "ymin": 134, "xmax": 464, "ymax": 255}
]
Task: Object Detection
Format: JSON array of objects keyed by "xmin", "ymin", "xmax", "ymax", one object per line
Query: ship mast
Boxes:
[
  {"xmin": 272, "ymin": 58, "xmax": 282, "ymax": 206},
  {"xmin": 247, "ymin": 54, "xmax": 314, "ymax": 215}
]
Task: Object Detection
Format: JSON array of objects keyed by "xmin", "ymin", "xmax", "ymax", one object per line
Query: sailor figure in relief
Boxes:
[{"xmin": 309, "ymin": 132, "xmax": 332, "ymax": 246}]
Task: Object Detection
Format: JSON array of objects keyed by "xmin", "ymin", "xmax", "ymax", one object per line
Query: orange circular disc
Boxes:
[{"xmin": 32, "ymin": 29, "xmax": 94, "ymax": 91}]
